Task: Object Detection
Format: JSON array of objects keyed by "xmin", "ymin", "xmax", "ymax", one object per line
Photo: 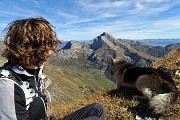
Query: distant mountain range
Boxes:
[
  {"xmin": 135, "ymin": 39, "xmax": 180, "ymax": 46},
  {"xmin": 58, "ymin": 38, "xmax": 180, "ymax": 49}
]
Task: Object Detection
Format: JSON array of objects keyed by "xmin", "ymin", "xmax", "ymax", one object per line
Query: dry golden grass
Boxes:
[
  {"xmin": 48, "ymin": 88, "xmax": 180, "ymax": 120},
  {"xmin": 152, "ymin": 48, "xmax": 180, "ymax": 71},
  {"xmin": 48, "ymin": 89, "xmax": 138, "ymax": 120}
]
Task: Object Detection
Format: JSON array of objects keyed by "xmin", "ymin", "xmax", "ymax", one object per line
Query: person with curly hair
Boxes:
[{"xmin": 0, "ymin": 18, "xmax": 105, "ymax": 120}]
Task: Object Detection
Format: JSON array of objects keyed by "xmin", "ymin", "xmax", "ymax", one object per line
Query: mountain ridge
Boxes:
[
  {"xmin": 56, "ymin": 32, "xmax": 177, "ymax": 66},
  {"xmin": 136, "ymin": 38, "xmax": 180, "ymax": 46}
]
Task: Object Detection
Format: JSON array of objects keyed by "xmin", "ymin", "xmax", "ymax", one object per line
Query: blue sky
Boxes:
[{"xmin": 1, "ymin": 0, "xmax": 180, "ymax": 41}]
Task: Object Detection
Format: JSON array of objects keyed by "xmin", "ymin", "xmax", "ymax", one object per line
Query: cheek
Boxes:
[{"xmin": 48, "ymin": 50, "xmax": 54, "ymax": 56}]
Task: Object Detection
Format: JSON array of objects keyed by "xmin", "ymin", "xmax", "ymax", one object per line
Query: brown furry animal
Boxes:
[{"xmin": 111, "ymin": 58, "xmax": 179, "ymax": 115}]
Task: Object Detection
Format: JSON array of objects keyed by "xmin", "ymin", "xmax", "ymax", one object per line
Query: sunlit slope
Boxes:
[{"xmin": 43, "ymin": 63, "xmax": 115, "ymax": 108}]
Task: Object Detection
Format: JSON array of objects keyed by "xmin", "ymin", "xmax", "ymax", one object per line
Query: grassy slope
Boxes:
[{"xmin": 44, "ymin": 63, "xmax": 115, "ymax": 108}]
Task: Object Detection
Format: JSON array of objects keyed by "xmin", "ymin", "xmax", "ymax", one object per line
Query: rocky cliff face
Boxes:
[{"xmin": 56, "ymin": 33, "xmax": 153, "ymax": 67}]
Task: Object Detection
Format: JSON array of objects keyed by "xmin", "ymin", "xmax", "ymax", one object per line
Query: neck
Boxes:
[
  {"xmin": 8, "ymin": 60, "xmax": 39, "ymax": 70},
  {"xmin": 24, "ymin": 65, "xmax": 39, "ymax": 70}
]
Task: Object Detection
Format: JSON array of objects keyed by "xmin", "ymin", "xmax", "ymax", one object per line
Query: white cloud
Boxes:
[
  {"xmin": 143, "ymin": 0, "xmax": 166, "ymax": 3},
  {"xmin": 135, "ymin": 2, "xmax": 144, "ymax": 10},
  {"xmin": 76, "ymin": 0, "xmax": 128, "ymax": 11},
  {"xmin": 153, "ymin": 19, "xmax": 180, "ymax": 29},
  {"xmin": 19, "ymin": 0, "xmax": 41, "ymax": 7},
  {"xmin": 56, "ymin": 11, "xmax": 79, "ymax": 20},
  {"xmin": 56, "ymin": 15, "xmax": 180, "ymax": 41}
]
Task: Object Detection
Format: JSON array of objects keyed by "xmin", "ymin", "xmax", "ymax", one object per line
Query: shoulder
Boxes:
[
  {"xmin": 0, "ymin": 76, "xmax": 24, "ymax": 120},
  {"xmin": 0, "ymin": 63, "xmax": 26, "ymax": 102}
]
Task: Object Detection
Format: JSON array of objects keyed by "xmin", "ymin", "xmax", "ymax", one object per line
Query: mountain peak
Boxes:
[
  {"xmin": 100, "ymin": 32, "xmax": 119, "ymax": 42},
  {"xmin": 100, "ymin": 32, "xmax": 113, "ymax": 37},
  {"xmin": 87, "ymin": 32, "xmax": 120, "ymax": 51}
]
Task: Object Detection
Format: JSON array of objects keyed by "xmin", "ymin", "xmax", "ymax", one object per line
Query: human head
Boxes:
[{"xmin": 2, "ymin": 17, "xmax": 61, "ymax": 67}]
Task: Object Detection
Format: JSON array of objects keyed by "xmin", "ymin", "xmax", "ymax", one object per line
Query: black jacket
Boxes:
[{"xmin": 0, "ymin": 62, "xmax": 48, "ymax": 120}]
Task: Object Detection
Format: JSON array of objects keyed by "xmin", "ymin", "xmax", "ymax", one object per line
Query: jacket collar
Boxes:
[
  {"xmin": 10, "ymin": 64, "xmax": 34, "ymax": 77},
  {"xmin": 1, "ymin": 62, "xmax": 45, "ymax": 79}
]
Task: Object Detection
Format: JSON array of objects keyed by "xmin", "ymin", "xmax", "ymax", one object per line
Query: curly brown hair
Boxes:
[{"xmin": 2, "ymin": 17, "xmax": 61, "ymax": 67}]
